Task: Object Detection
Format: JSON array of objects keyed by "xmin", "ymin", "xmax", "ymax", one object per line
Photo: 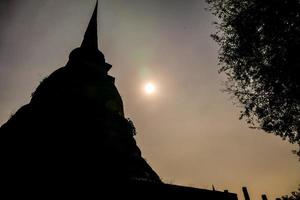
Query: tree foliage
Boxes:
[
  {"xmin": 206, "ymin": 0, "xmax": 300, "ymax": 158},
  {"xmin": 281, "ymin": 185, "xmax": 300, "ymax": 200}
]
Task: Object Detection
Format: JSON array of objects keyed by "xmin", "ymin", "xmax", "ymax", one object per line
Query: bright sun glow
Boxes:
[{"xmin": 144, "ymin": 82, "xmax": 156, "ymax": 95}]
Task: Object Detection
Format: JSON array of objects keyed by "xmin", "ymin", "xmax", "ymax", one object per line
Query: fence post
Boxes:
[
  {"xmin": 262, "ymin": 194, "xmax": 268, "ymax": 200},
  {"xmin": 242, "ymin": 187, "xmax": 251, "ymax": 200}
]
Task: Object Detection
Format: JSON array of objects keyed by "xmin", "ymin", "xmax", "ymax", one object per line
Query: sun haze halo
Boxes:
[{"xmin": 144, "ymin": 82, "xmax": 156, "ymax": 95}]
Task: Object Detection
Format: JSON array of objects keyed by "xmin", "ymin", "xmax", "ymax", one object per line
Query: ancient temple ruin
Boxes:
[{"xmin": 0, "ymin": 1, "xmax": 160, "ymax": 184}]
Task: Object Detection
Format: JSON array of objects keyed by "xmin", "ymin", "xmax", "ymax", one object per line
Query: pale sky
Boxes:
[{"xmin": 0, "ymin": 0, "xmax": 299, "ymax": 199}]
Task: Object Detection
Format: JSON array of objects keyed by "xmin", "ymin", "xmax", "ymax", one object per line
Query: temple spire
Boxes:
[{"xmin": 81, "ymin": 1, "xmax": 99, "ymax": 50}]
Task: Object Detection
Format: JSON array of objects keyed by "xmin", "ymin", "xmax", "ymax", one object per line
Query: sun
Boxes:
[{"xmin": 144, "ymin": 82, "xmax": 156, "ymax": 95}]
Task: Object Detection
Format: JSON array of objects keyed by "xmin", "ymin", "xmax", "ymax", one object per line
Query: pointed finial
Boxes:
[{"xmin": 81, "ymin": 0, "xmax": 99, "ymax": 50}]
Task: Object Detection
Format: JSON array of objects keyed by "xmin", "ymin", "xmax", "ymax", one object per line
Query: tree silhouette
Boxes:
[
  {"xmin": 206, "ymin": 0, "xmax": 300, "ymax": 158},
  {"xmin": 281, "ymin": 185, "xmax": 300, "ymax": 200}
]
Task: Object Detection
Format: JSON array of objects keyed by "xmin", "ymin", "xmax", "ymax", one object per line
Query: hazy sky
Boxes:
[{"xmin": 0, "ymin": 0, "xmax": 299, "ymax": 199}]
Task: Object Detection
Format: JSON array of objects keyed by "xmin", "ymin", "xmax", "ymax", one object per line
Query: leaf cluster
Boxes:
[{"xmin": 207, "ymin": 0, "xmax": 300, "ymax": 157}]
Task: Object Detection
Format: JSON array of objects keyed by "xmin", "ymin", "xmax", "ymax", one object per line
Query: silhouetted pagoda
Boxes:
[
  {"xmin": 0, "ymin": 2, "xmax": 238, "ymax": 199},
  {"xmin": 1, "ymin": 1, "xmax": 160, "ymax": 185}
]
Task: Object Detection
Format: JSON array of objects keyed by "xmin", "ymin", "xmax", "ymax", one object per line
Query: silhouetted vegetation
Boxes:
[
  {"xmin": 280, "ymin": 185, "xmax": 300, "ymax": 200},
  {"xmin": 206, "ymin": 0, "xmax": 300, "ymax": 159},
  {"xmin": 127, "ymin": 118, "xmax": 137, "ymax": 136}
]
